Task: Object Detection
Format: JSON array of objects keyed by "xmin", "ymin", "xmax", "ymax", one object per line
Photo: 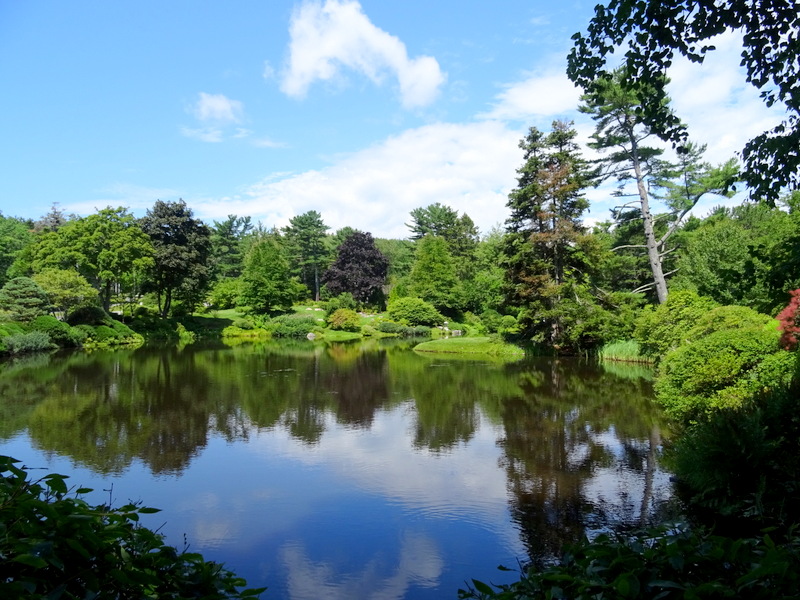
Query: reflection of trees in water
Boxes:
[{"xmin": 496, "ymin": 358, "xmax": 668, "ymax": 562}]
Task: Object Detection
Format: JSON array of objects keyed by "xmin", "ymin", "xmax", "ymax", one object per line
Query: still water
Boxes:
[{"xmin": 0, "ymin": 339, "xmax": 673, "ymax": 599}]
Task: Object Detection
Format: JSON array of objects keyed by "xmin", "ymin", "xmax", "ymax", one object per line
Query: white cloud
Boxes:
[
  {"xmin": 191, "ymin": 120, "xmax": 523, "ymax": 238},
  {"xmin": 190, "ymin": 92, "xmax": 243, "ymax": 123},
  {"xmin": 480, "ymin": 70, "xmax": 582, "ymax": 122},
  {"xmin": 180, "ymin": 126, "xmax": 224, "ymax": 143},
  {"xmin": 64, "ymin": 183, "xmax": 181, "ymax": 216},
  {"xmin": 280, "ymin": 0, "xmax": 446, "ymax": 109}
]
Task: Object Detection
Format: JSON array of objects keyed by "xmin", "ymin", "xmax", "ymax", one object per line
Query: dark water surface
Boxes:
[{"xmin": 0, "ymin": 339, "xmax": 673, "ymax": 599}]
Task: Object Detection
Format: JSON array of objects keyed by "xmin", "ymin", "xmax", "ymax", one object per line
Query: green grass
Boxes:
[
  {"xmin": 413, "ymin": 336, "xmax": 524, "ymax": 358},
  {"xmin": 597, "ymin": 339, "xmax": 654, "ymax": 363}
]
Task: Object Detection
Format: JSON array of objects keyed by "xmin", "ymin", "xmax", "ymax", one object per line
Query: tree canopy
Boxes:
[
  {"xmin": 567, "ymin": 0, "xmax": 800, "ymax": 202},
  {"xmin": 322, "ymin": 231, "xmax": 388, "ymax": 305}
]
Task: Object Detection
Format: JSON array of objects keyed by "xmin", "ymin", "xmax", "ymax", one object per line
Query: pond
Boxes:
[{"xmin": 0, "ymin": 339, "xmax": 674, "ymax": 599}]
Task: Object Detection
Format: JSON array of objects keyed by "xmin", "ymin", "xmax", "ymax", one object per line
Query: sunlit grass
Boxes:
[
  {"xmin": 597, "ymin": 340, "xmax": 654, "ymax": 363},
  {"xmin": 414, "ymin": 336, "xmax": 524, "ymax": 358}
]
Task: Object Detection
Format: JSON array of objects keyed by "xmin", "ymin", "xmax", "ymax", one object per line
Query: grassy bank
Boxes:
[{"xmin": 414, "ymin": 336, "xmax": 524, "ymax": 358}]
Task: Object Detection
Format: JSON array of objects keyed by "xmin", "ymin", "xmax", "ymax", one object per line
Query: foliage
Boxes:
[
  {"xmin": 140, "ymin": 199, "xmax": 212, "ymax": 318},
  {"xmin": 326, "ymin": 308, "xmax": 361, "ymax": 332},
  {"xmin": 634, "ymin": 290, "xmax": 718, "ymax": 359},
  {"xmin": 29, "ymin": 315, "xmax": 80, "ymax": 347},
  {"xmin": 66, "ymin": 305, "xmax": 113, "ymax": 326},
  {"xmin": 322, "ymin": 231, "xmax": 388, "ymax": 305},
  {"xmin": 0, "ymin": 214, "xmax": 33, "ymax": 288},
  {"xmin": 777, "ymin": 288, "xmax": 800, "ymax": 350},
  {"xmin": 324, "ymin": 292, "xmax": 358, "ymax": 317},
  {"xmin": 406, "ymin": 202, "xmax": 479, "ymax": 261},
  {"xmin": 32, "ymin": 268, "xmax": 99, "ymax": 317},
  {"xmin": 27, "ymin": 207, "xmax": 154, "ymax": 312},
  {"xmin": 459, "ymin": 524, "xmax": 800, "ymax": 600},
  {"xmin": 2, "ymin": 331, "xmax": 55, "ymax": 354},
  {"xmin": 655, "ymin": 327, "xmax": 789, "ymax": 423},
  {"xmin": 239, "ymin": 234, "xmax": 300, "ymax": 314},
  {"xmin": 687, "ymin": 305, "xmax": 775, "ymax": 340},
  {"xmin": 0, "ymin": 456, "xmax": 263, "ymax": 599},
  {"xmin": 211, "ymin": 214, "xmax": 252, "ymax": 280},
  {"xmin": 407, "ymin": 235, "xmax": 463, "ymax": 315},
  {"xmin": 672, "ymin": 383, "xmax": 800, "ymax": 527},
  {"xmin": 282, "ymin": 210, "xmax": 330, "ymax": 301},
  {"xmin": 374, "ymin": 237, "xmax": 415, "ymax": 284},
  {"xmin": 387, "ymin": 297, "xmax": 443, "ymax": 327},
  {"xmin": 266, "ymin": 314, "xmax": 320, "ymax": 338},
  {"xmin": 0, "ymin": 277, "xmax": 51, "ymax": 322},
  {"xmin": 207, "ymin": 278, "xmax": 242, "ymax": 310},
  {"xmin": 567, "ymin": 0, "xmax": 800, "ymax": 203}
]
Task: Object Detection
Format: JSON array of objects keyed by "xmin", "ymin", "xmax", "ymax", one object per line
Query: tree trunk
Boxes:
[{"xmin": 630, "ymin": 136, "xmax": 668, "ymax": 303}]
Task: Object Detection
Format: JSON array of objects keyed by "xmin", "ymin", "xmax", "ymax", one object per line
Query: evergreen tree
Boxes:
[
  {"xmin": 282, "ymin": 211, "xmax": 330, "ymax": 301},
  {"xmin": 322, "ymin": 231, "xmax": 388, "ymax": 305},
  {"xmin": 239, "ymin": 234, "xmax": 298, "ymax": 314},
  {"xmin": 210, "ymin": 215, "xmax": 252, "ymax": 280},
  {"xmin": 408, "ymin": 235, "xmax": 463, "ymax": 316},
  {"xmin": 140, "ymin": 200, "xmax": 212, "ymax": 317},
  {"xmin": 0, "ymin": 277, "xmax": 51, "ymax": 321},
  {"xmin": 502, "ymin": 120, "xmax": 595, "ymax": 345},
  {"xmin": 0, "ymin": 214, "xmax": 33, "ymax": 288}
]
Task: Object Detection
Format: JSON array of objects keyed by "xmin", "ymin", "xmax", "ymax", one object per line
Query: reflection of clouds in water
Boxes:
[
  {"xmin": 281, "ymin": 531, "xmax": 443, "ymax": 600},
  {"xmin": 249, "ymin": 406, "xmax": 520, "ymax": 547}
]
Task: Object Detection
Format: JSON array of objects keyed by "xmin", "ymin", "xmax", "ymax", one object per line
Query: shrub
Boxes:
[
  {"xmin": 327, "ymin": 308, "xmax": 361, "ymax": 332},
  {"xmin": 376, "ymin": 320, "xmax": 408, "ymax": 334},
  {"xmin": 66, "ymin": 305, "xmax": 113, "ymax": 326},
  {"xmin": 324, "ymin": 292, "xmax": 358, "ymax": 317},
  {"xmin": 0, "ymin": 277, "xmax": 51, "ymax": 322},
  {"xmin": 267, "ymin": 315, "xmax": 319, "ymax": 338},
  {"xmin": 387, "ymin": 297, "xmax": 443, "ymax": 327},
  {"xmin": 459, "ymin": 524, "xmax": 800, "ymax": 600},
  {"xmin": 233, "ymin": 318, "xmax": 254, "ymax": 330},
  {"xmin": 777, "ymin": 288, "xmax": 800, "ymax": 350},
  {"xmin": 29, "ymin": 315, "xmax": 79, "ymax": 347},
  {"xmin": 634, "ymin": 290, "xmax": 718, "ymax": 359},
  {"xmin": 92, "ymin": 325, "xmax": 118, "ymax": 342},
  {"xmin": 499, "ymin": 315, "xmax": 518, "ymax": 334},
  {"xmin": 3, "ymin": 331, "xmax": 55, "ymax": 354},
  {"xmin": 655, "ymin": 327, "xmax": 786, "ymax": 423},
  {"xmin": 687, "ymin": 304, "xmax": 775, "ymax": 340},
  {"xmin": 0, "ymin": 456, "xmax": 263, "ymax": 599},
  {"xmin": 207, "ymin": 278, "xmax": 242, "ymax": 310}
]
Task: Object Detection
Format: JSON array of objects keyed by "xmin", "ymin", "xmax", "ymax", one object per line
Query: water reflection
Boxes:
[{"xmin": 0, "ymin": 341, "xmax": 673, "ymax": 599}]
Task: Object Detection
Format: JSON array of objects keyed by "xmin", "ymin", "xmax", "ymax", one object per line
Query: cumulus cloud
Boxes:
[
  {"xmin": 480, "ymin": 70, "xmax": 582, "ymax": 122},
  {"xmin": 190, "ymin": 120, "xmax": 522, "ymax": 238},
  {"xmin": 280, "ymin": 0, "xmax": 446, "ymax": 109}
]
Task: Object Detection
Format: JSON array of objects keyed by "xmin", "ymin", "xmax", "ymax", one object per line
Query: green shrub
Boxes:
[
  {"xmin": 655, "ymin": 327, "xmax": 786, "ymax": 422},
  {"xmin": 92, "ymin": 325, "xmax": 118, "ymax": 342},
  {"xmin": 267, "ymin": 315, "xmax": 319, "ymax": 338},
  {"xmin": 232, "ymin": 318, "xmax": 254, "ymax": 330},
  {"xmin": 324, "ymin": 292, "xmax": 358, "ymax": 317},
  {"xmin": 0, "ymin": 277, "xmax": 51, "ymax": 322},
  {"xmin": 387, "ymin": 297, "xmax": 443, "ymax": 327},
  {"xmin": 634, "ymin": 290, "xmax": 719, "ymax": 359},
  {"xmin": 29, "ymin": 315, "xmax": 79, "ymax": 347},
  {"xmin": 0, "ymin": 456, "xmax": 263, "ymax": 599},
  {"xmin": 499, "ymin": 314, "xmax": 518, "ymax": 334},
  {"xmin": 672, "ymin": 383, "xmax": 800, "ymax": 527},
  {"xmin": 459, "ymin": 524, "xmax": 800, "ymax": 600},
  {"xmin": 3, "ymin": 331, "xmax": 55, "ymax": 354},
  {"xmin": 327, "ymin": 308, "xmax": 361, "ymax": 332},
  {"xmin": 66, "ymin": 305, "xmax": 113, "ymax": 326},
  {"xmin": 376, "ymin": 320, "xmax": 407, "ymax": 334},
  {"xmin": 412, "ymin": 325, "xmax": 432, "ymax": 336},
  {"xmin": 687, "ymin": 304, "xmax": 775, "ymax": 339},
  {"xmin": 207, "ymin": 278, "xmax": 242, "ymax": 310}
]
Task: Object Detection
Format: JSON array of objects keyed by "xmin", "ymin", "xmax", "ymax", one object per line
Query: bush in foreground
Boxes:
[
  {"xmin": 459, "ymin": 524, "xmax": 800, "ymax": 600},
  {"xmin": 386, "ymin": 297, "xmax": 443, "ymax": 327},
  {"xmin": 0, "ymin": 456, "xmax": 263, "ymax": 599}
]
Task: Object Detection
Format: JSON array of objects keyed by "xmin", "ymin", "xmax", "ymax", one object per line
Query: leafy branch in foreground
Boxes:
[
  {"xmin": 0, "ymin": 456, "xmax": 264, "ymax": 599},
  {"xmin": 459, "ymin": 524, "xmax": 800, "ymax": 600}
]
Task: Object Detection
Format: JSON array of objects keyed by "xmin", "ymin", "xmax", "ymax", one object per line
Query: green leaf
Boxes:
[
  {"xmin": 13, "ymin": 553, "xmax": 48, "ymax": 568},
  {"xmin": 471, "ymin": 579, "xmax": 496, "ymax": 596}
]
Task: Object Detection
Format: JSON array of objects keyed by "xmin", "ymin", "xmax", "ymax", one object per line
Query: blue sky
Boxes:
[{"xmin": 0, "ymin": 0, "xmax": 785, "ymax": 238}]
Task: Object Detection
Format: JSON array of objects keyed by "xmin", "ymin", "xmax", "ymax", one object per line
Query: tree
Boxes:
[
  {"xmin": 210, "ymin": 214, "xmax": 253, "ymax": 280},
  {"xmin": 140, "ymin": 200, "xmax": 212, "ymax": 318},
  {"xmin": 322, "ymin": 231, "xmax": 388, "ymax": 305},
  {"xmin": 579, "ymin": 75, "xmax": 733, "ymax": 303},
  {"xmin": 32, "ymin": 269, "xmax": 99, "ymax": 317},
  {"xmin": 0, "ymin": 214, "xmax": 33, "ymax": 288},
  {"xmin": 0, "ymin": 277, "xmax": 51, "ymax": 321},
  {"xmin": 33, "ymin": 202, "xmax": 71, "ymax": 232},
  {"xmin": 282, "ymin": 210, "xmax": 330, "ymax": 301},
  {"xmin": 567, "ymin": 0, "xmax": 800, "ymax": 203},
  {"xmin": 406, "ymin": 203, "xmax": 479, "ymax": 259},
  {"xmin": 239, "ymin": 233, "xmax": 299, "ymax": 314},
  {"xmin": 407, "ymin": 235, "xmax": 463, "ymax": 316},
  {"xmin": 502, "ymin": 120, "xmax": 596, "ymax": 344},
  {"xmin": 26, "ymin": 207, "xmax": 154, "ymax": 312}
]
